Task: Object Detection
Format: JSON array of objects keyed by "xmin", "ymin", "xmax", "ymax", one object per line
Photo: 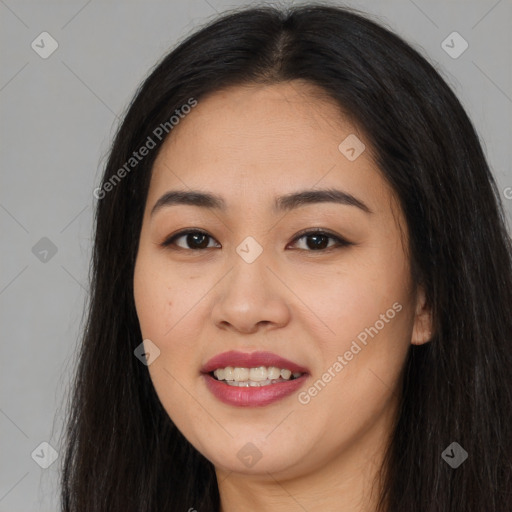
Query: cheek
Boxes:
[
  {"xmin": 298, "ymin": 274, "xmax": 411, "ymax": 448},
  {"xmin": 133, "ymin": 250, "xmax": 185, "ymax": 339},
  {"xmin": 133, "ymin": 252, "xmax": 204, "ymax": 371},
  {"xmin": 318, "ymin": 259, "xmax": 407, "ymax": 336},
  {"xmin": 309, "ymin": 248, "xmax": 412, "ymax": 388},
  {"xmin": 133, "ymin": 257, "xmax": 199, "ymax": 420}
]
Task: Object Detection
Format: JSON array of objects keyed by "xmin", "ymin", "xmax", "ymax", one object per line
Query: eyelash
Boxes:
[{"xmin": 160, "ymin": 228, "xmax": 353, "ymax": 253}]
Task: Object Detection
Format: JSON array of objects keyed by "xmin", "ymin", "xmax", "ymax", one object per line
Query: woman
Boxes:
[{"xmin": 60, "ymin": 3, "xmax": 512, "ymax": 511}]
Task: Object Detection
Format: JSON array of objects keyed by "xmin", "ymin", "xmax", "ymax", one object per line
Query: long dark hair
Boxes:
[{"xmin": 60, "ymin": 3, "xmax": 512, "ymax": 510}]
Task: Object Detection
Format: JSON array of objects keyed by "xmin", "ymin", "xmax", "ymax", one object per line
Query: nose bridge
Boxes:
[{"xmin": 228, "ymin": 233, "xmax": 274, "ymax": 295}]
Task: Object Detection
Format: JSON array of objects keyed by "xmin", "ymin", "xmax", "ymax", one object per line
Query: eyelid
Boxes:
[{"xmin": 161, "ymin": 227, "xmax": 353, "ymax": 252}]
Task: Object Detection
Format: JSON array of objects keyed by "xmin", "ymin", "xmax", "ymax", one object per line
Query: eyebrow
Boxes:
[{"xmin": 150, "ymin": 188, "xmax": 373, "ymax": 216}]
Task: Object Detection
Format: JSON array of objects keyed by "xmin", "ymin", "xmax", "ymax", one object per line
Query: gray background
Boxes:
[{"xmin": 1, "ymin": 0, "xmax": 511, "ymax": 510}]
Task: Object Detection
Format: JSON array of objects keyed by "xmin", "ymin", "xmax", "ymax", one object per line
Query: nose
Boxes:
[{"xmin": 210, "ymin": 250, "xmax": 291, "ymax": 335}]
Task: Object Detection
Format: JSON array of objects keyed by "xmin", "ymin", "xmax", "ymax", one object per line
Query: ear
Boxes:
[{"xmin": 411, "ymin": 285, "xmax": 433, "ymax": 345}]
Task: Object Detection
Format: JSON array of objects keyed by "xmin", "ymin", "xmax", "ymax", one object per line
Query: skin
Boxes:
[{"xmin": 133, "ymin": 81, "xmax": 432, "ymax": 512}]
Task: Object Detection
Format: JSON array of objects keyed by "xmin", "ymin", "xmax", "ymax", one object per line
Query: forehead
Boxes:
[{"xmin": 148, "ymin": 81, "xmax": 393, "ymax": 216}]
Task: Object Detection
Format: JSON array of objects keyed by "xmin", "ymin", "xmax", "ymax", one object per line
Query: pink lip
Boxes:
[
  {"xmin": 201, "ymin": 350, "xmax": 309, "ymax": 374},
  {"xmin": 203, "ymin": 373, "xmax": 309, "ymax": 407}
]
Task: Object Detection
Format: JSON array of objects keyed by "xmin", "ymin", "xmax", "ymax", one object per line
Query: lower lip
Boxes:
[{"xmin": 203, "ymin": 373, "xmax": 309, "ymax": 407}]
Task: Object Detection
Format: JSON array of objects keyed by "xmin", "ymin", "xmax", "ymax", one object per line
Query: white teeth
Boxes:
[
  {"xmin": 249, "ymin": 366, "xmax": 268, "ymax": 381},
  {"xmin": 267, "ymin": 367, "xmax": 281, "ymax": 380},
  {"xmin": 212, "ymin": 365, "xmax": 304, "ymax": 384},
  {"xmin": 280, "ymin": 369, "xmax": 292, "ymax": 380},
  {"xmin": 233, "ymin": 367, "xmax": 249, "ymax": 381}
]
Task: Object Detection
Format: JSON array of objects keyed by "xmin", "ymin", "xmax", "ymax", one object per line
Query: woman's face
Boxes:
[{"xmin": 133, "ymin": 81, "xmax": 431, "ymax": 480}]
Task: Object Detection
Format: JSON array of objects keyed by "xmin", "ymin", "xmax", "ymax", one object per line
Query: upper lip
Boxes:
[{"xmin": 201, "ymin": 350, "xmax": 309, "ymax": 374}]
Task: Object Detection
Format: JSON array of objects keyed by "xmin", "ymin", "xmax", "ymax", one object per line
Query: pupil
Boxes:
[
  {"xmin": 189, "ymin": 233, "xmax": 209, "ymax": 249},
  {"xmin": 308, "ymin": 234, "xmax": 328, "ymax": 250}
]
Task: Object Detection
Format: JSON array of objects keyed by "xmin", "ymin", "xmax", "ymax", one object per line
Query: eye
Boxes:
[
  {"xmin": 289, "ymin": 228, "xmax": 353, "ymax": 251},
  {"xmin": 161, "ymin": 230, "xmax": 220, "ymax": 250},
  {"xmin": 161, "ymin": 228, "xmax": 352, "ymax": 252}
]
